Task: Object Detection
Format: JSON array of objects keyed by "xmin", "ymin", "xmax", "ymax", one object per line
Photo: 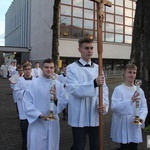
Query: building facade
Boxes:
[{"xmin": 5, "ymin": 0, "xmax": 136, "ymax": 70}]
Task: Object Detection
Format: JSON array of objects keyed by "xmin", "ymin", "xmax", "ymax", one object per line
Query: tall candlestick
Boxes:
[
  {"xmin": 135, "ymin": 81, "xmax": 140, "ymax": 116},
  {"xmin": 48, "ymin": 75, "xmax": 56, "ymax": 120},
  {"xmin": 133, "ymin": 79, "xmax": 142, "ymax": 125}
]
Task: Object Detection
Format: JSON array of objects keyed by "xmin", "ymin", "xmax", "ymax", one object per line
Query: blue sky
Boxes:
[{"xmin": 0, "ymin": 0, "xmax": 13, "ymax": 46}]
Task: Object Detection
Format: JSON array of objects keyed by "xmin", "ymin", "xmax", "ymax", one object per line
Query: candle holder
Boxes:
[
  {"xmin": 47, "ymin": 75, "xmax": 56, "ymax": 120},
  {"xmin": 133, "ymin": 79, "xmax": 142, "ymax": 125}
]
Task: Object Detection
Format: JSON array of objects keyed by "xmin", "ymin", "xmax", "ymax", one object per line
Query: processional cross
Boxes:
[{"xmin": 89, "ymin": 0, "xmax": 112, "ymax": 150}]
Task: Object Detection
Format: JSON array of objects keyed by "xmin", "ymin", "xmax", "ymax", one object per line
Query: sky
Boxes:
[{"xmin": 0, "ymin": 0, "xmax": 13, "ymax": 46}]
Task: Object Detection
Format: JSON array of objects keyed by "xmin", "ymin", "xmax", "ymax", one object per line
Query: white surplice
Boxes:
[
  {"xmin": 14, "ymin": 76, "xmax": 34, "ymax": 119},
  {"xmin": 66, "ymin": 59, "xmax": 109, "ymax": 127},
  {"xmin": 31, "ymin": 67, "xmax": 42, "ymax": 77},
  {"xmin": 23, "ymin": 76, "xmax": 68, "ymax": 150},
  {"xmin": 110, "ymin": 83, "xmax": 148, "ymax": 144},
  {"xmin": 57, "ymin": 74, "xmax": 67, "ymax": 86}
]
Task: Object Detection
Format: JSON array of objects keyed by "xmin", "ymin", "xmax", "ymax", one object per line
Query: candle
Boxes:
[
  {"xmin": 135, "ymin": 80, "xmax": 141, "ymax": 117},
  {"xmin": 136, "ymin": 82, "xmax": 140, "ymax": 93},
  {"xmin": 50, "ymin": 76, "xmax": 55, "ymax": 111}
]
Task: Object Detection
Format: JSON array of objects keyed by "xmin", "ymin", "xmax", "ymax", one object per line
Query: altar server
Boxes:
[
  {"xmin": 14, "ymin": 62, "xmax": 34, "ymax": 150},
  {"xmin": 66, "ymin": 37, "xmax": 109, "ymax": 150},
  {"xmin": 23, "ymin": 58, "xmax": 68, "ymax": 150},
  {"xmin": 31, "ymin": 62, "xmax": 42, "ymax": 78},
  {"xmin": 110, "ymin": 63, "xmax": 148, "ymax": 150}
]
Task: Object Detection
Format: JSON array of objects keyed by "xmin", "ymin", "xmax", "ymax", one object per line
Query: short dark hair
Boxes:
[
  {"xmin": 42, "ymin": 58, "xmax": 54, "ymax": 66},
  {"xmin": 78, "ymin": 37, "xmax": 93, "ymax": 47},
  {"xmin": 16, "ymin": 65, "xmax": 23, "ymax": 71},
  {"xmin": 23, "ymin": 62, "xmax": 32, "ymax": 70}
]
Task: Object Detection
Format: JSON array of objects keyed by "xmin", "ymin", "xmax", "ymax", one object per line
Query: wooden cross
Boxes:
[{"xmin": 89, "ymin": 0, "xmax": 112, "ymax": 150}]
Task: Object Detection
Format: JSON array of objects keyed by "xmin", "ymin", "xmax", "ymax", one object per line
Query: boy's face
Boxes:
[
  {"xmin": 42, "ymin": 62, "xmax": 55, "ymax": 78},
  {"xmin": 23, "ymin": 66, "xmax": 32, "ymax": 77},
  {"xmin": 78, "ymin": 42, "xmax": 94, "ymax": 62},
  {"xmin": 17, "ymin": 68, "xmax": 23, "ymax": 75},
  {"xmin": 62, "ymin": 67, "xmax": 66, "ymax": 74},
  {"xmin": 35, "ymin": 63, "xmax": 39, "ymax": 68},
  {"xmin": 124, "ymin": 68, "xmax": 137, "ymax": 83}
]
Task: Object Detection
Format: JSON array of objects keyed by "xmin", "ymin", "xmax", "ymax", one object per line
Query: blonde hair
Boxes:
[{"xmin": 124, "ymin": 63, "xmax": 137, "ymax": 71}]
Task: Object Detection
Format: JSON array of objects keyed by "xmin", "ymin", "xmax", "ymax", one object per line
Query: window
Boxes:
[
  {"xmin": 73, "ymin": 1, "xmax": 83, "ymax": 7},
  {"xmin": 106, "ymin": 23, "xmax": 114, "ymax": 32},
  {"xmin": 115, "ymin": 25, "xmax": 123, "ymax": 34},
  {"xmin": 61, "ymin": 0, "xmax": 71, "ymax": 5},
  {"xmin": 84, "ymin": 20, "xmax": 93, "ymax": 30},
  {"xmin": 106, "ymin": 14, "xmax": 114, "ymax": 23},
  {"xmin": 115, "ymin": 16, "xmax": 123, "ymax": 24},
  {"xmin": 61, "ymin": 5, "xmax": 71, "ymax": 16},
  {"xmin": 73, "ymin": 18, "xmax": 82, "ymax": 28},
  {"xmin": 73, "ymin": 7, "xmax": 83, "ymax": 17},
  {"xmin": 116, "ymin": 0, "xmax": 123, "ymax": 6},
  {"xmin": 115, "ymin": 34, "xmax": 123, "ymax": 43},
  {"xmin": 60, "ymin": 0, "xmax": 135, "ymax": 44}
]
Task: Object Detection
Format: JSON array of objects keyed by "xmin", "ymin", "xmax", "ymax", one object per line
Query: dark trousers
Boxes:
[
  {"xmin": 20, "ymin": 119, "xmax": 29, "ymax": 150},
  {"xmin": 70, "ymin": 126, "xmax": 99, "ymax": 150},
  {"xmin": 120, "ymin": 143, "xmax": 138, "ymax": 150},
  {"xmin": 63, "ymin": 108, "xmax": 67, "ymax": 117}
]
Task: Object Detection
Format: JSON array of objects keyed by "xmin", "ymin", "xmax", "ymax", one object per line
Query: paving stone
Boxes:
[{"xmin": 0, "ymin": 77, "xmax": 148, "ymax": 150}]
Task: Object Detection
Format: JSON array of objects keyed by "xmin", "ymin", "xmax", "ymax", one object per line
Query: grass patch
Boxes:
[{"xmin": 144, "ymin": 125, "xmax": 150, "ymax": 131}]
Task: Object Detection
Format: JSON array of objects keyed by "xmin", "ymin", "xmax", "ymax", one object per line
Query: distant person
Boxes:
[
  {"xmin": 32, "ymin": 62, "xmax": 42, "ymax": 77},
  {"xmin": 9, "ymin": 65, "xmax": 24, "ymax": 114},
  {"xmin": 23, "ymin": 58, "xmax": 68, "ymax": 150},
  {"xmin": 0, "ymin": 63, "xmax": 8, "ymax": 78},
  {"xmin": 14, "ymin": 62, "xmax": 34, "ymax": 150},
  {"xmin": 9, "ymin": 65, "xmax": 24, "ymax": 89},
  {"xmin": 66, "ymin": 37, "xmax": 109, "ymax": 150},
  {"xmin": 110, "ymin": 63, "xmax": 148, "ymax": 150},
  {"xmin": 8, "ymin": 61, "xmax": 17, "ymax": 77}
]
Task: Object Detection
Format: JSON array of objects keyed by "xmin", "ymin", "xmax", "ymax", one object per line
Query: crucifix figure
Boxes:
[
  {"xmin": 90, "ymin": 0, "xmax": 112, "ymax": 26},
  {"xmin": 89, "ymin": 0, "xmax": 112, "ymax": 150}
]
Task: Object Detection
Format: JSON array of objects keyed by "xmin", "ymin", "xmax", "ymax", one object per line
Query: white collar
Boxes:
[{"xmin": 79, "ymin": 58, "xmax": 91, "ymax": 66}]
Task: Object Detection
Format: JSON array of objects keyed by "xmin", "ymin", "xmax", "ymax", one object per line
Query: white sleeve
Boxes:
[
  {"xmin": 66, "ymin": 65, "xmax": 96, "ymax": 98},
  {"xmin": 13, "ymin": 79, "xmax": 25, "ymax": 101},
  {"xmin": 23, "ymin": 84, "xmax": 42, "ymax": 124},
  {"xmin": 111, "ymin": 87, "xmax": 133, "ymax": 115}
]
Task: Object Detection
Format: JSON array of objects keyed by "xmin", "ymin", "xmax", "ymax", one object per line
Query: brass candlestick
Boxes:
[{"xmin": 47, "ymin": 75, "xmax": 56, "ymax": 120}]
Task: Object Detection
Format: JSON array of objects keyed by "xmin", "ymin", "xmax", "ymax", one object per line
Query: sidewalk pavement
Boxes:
[{"xmin": 0, "ymin": 77, "xmax": 148, "ymax": 150}]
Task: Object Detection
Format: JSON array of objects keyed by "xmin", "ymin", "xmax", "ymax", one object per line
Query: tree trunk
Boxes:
[
  {"xmin": 131, "ymin": 0, "xmax": 150, "ymax": 125},
  {"xmin": 51, "ymin": 0, "xmax": 61, "ymax": 68}
]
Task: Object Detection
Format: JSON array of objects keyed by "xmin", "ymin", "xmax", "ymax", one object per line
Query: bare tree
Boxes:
[
  {"xmin": 131, "ymin": 0, "xmax": 150, "ymax": 125},
  {"xmin": 51, "ymin": 0, "xmax": 61, "ymax": 68}
]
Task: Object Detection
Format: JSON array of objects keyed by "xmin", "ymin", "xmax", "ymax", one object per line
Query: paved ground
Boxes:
[{"xmin": 0, "ymin": 77, "xmax": 148, "ymax": 150}]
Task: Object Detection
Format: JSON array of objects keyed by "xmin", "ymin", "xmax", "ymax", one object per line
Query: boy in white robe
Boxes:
[
  {"xmin": 66, "ymin": 37, "xmax": 109, "ymax": 150},
  {"xmin": 8, "ymin": 61, "xmax": 16, "ymax": 77},
  {"xmin": 0, "ymin": 63, "xmax": 8, "ymax": 78},
  {"xmin": 14, "ymin": 62, "xmax": 34, "ymax": 150},
  {"xmin": 23, "ymin": 58, "xmax": 68, "ymax": 150},
  {"xmin": 9, "ymin": 65, "xmax": 24, "ymax": 116},
  {"xmin": 110, "ymin": 63, "xmax": 148, "ymax": 150},
  {"xmin": 9, "ymin": 65, "xmax": 24, "ymax": 90},
  {"xmin": 31, "ymin": 62, "xmax": 42, "ymax": 78}
]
